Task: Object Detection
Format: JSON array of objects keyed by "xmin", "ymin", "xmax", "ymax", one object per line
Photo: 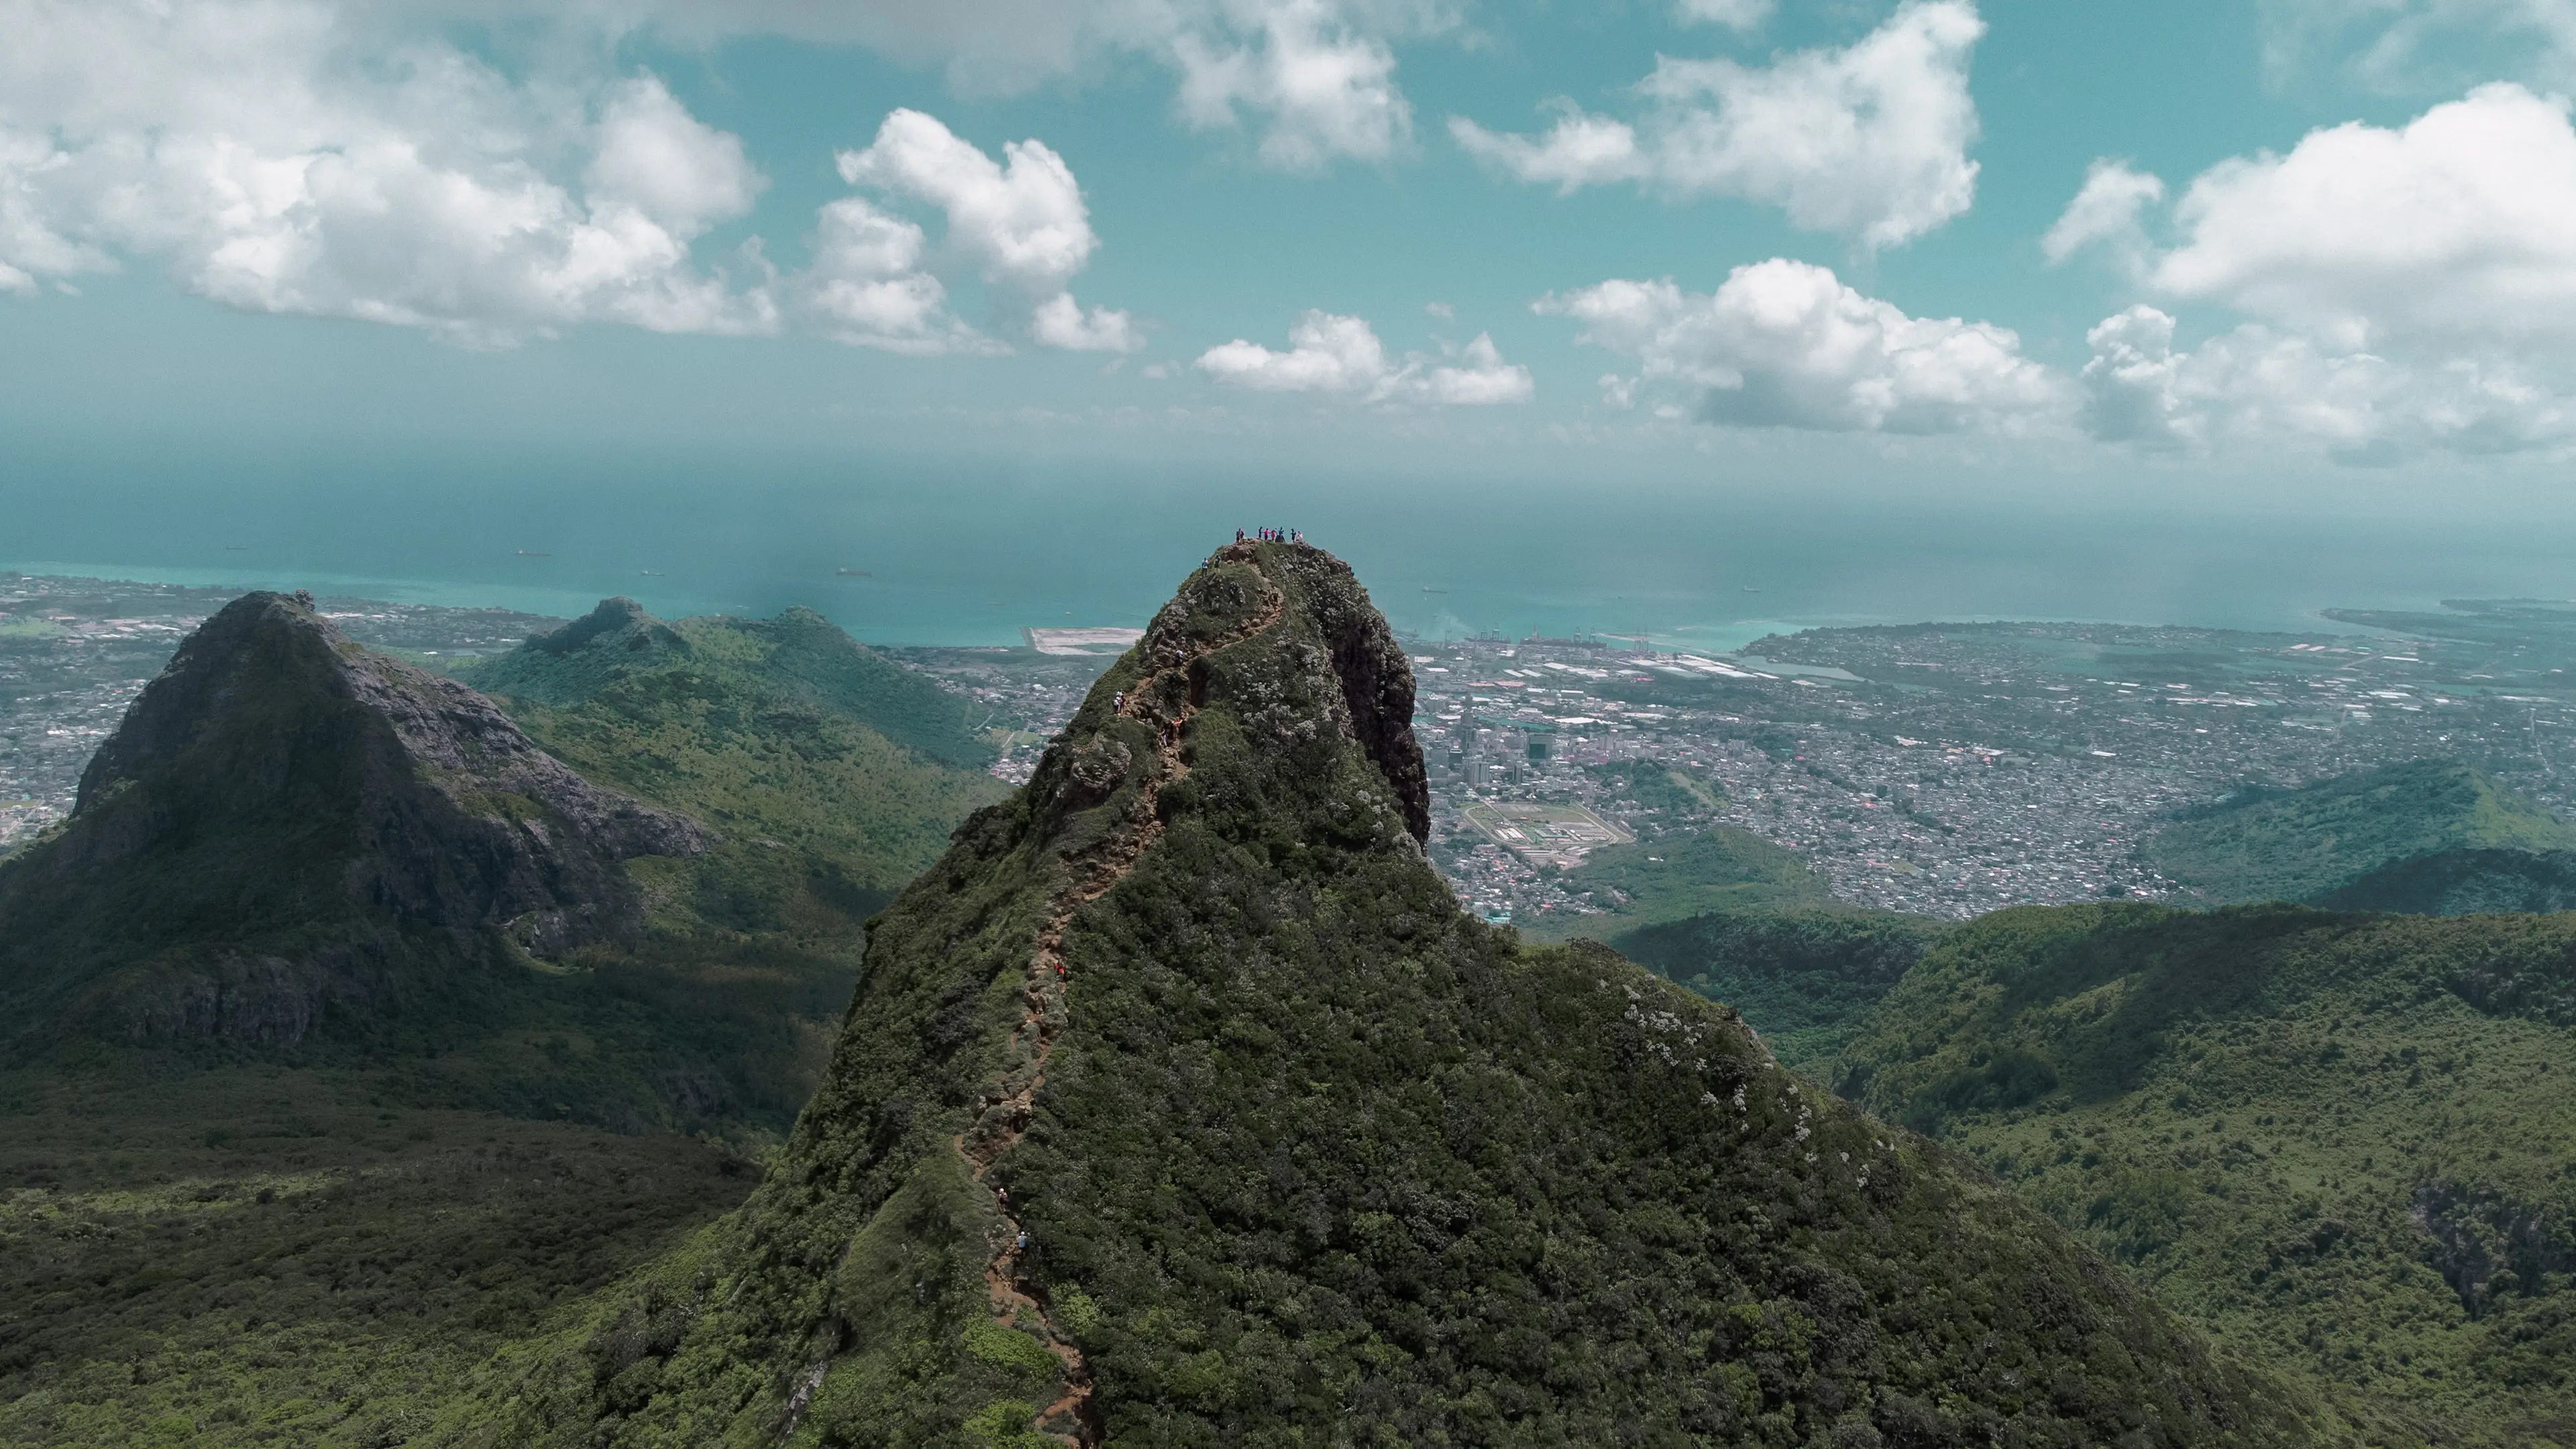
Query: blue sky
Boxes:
[{"xmin": 8, "ymin": 0, "xmax": 2576, "ymax": 525}]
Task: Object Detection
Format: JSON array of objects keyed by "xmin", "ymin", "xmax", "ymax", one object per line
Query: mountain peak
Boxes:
[
  {"xmin": 1022, "ymin": 539, "xmax": 1428, "ymax": 853},
  {"xmin": 457, "ymin": 542, "xmax": 2302, "ymax": 1449},
  {"xmin": 529, "ymin": 595, "xmax": 663, "ymax": 655},
  {"xmin": 0, "ymin": 592, "xmax": 708, "ymax": 1044}
]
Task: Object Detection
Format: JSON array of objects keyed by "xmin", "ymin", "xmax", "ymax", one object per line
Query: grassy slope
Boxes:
[
  {"xmin": 1835, "ymin": 903, "xmax": 2576, "ymax": 1442},
  {"xmin": 1613, "ymin": 906, "xmax": 1948, "ymax": 1065},
  {"xmin": 2145, "ymin": 759, "xmax": 2576, "ymax": 906},
  {"xmin": 433, "ymin": 545, "xmax": 2334, "ymax": 1449},
  {"xmin": 464, "ymin": 607, "xmax": 1005, "ymax": 934}
]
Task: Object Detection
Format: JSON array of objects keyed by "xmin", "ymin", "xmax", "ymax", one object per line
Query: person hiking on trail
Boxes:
[{"xmin": 1016, "ymin": 1230, "xmax": 1030, "ymax": 1252}]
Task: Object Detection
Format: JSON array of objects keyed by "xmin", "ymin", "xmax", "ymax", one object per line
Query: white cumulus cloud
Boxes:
[
  {"xmin": 1450, "ymin": 1, "xmax": 1985, "ymax": 248},
  {"xmin": 1030, "ymin": 290, "xmax": 1144, "ymax": 352},
  {"xmin": 838, "ymin": 110, "xmax": 1099, "ymax": 299},
  {"xmin": 2041, "ymin": 159, "xmax": 2162, "ymax": 268},
  {"xmin": 1674, "ymin": 0, "xmax": 1774, "ymax": 30},
  {"xmin": 1535, "ymin": 259, "xmax": 2065, "ymax": 433},
  {"xmin": 558, "ymin": 0, "xmax": 1447, "ymax": 170},
  {"xmin": 0, "ymin": 1, "xmax": 773, "ymax": 343},
  {"xmin": 2081, "ymin": 305, "xmax": 2573, "ymax": 460},
  {"xmin": 2045, "ymin": 84, "xmax": 2576, "ymax": 458},
  {"xmin": 826, "ymin": 107, "xmax": 1138, "ymax": 352},
  {"xmin": 0, "ymin": 4, "xmax": 1144, "ymax": 355},
  {"xmin": 2148, "ymin": 83, "xmax": 2576, "ymax": 350},
  {"xmin": 2259, "ymin": 0, "xmax": 2576, "ymax": 97},
  {"xmin": 802, "ymin": 196, "xmax": 988, "ymax": 354},
  {"xmin": 1195, "ymin": 310, "xmax": 1533, "ymax": 404},
  {"xmin": 587, "ymin": 76, "xmax": 764, "ymax": 237},
  {"xmin": 1174, "ymin": 0, "xmax": 1415, "ymax": 170}
]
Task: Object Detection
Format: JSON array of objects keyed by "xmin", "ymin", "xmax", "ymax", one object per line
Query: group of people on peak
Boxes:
[{"xmin": 1238, "ymin": 527, "xmax": 1302, "ymax": 544}]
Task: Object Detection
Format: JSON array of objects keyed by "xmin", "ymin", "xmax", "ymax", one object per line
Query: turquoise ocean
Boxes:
[{"xmin": 5, "ymin": 433, "xmax": 2567, "ymax": 648}]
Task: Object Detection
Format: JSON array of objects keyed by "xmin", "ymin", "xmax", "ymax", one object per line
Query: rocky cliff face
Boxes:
[
  {"xmin": 439, "ymin": 543, "xmax": 2321, "ymax": 1449},
  {"xmin": 0, "ymin": 592, "xmax": 706, "ymax": 1045}
]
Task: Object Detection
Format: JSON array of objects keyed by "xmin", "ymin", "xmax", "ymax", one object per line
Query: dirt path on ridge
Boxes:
[{"xmin": 956, "ymin": 547, "xmax": 1287, "ymax": 1447}]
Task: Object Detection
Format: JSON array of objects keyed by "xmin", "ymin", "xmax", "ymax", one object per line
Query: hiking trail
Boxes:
[{"xmin": 957, "ymin": 545, "xmax": 1288, "ymax": 1447}]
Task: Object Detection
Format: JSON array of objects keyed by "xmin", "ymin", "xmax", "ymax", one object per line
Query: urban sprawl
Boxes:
[{"xmin": 10, "ymin": 574, "xmax": 2576, "ymax": 930}]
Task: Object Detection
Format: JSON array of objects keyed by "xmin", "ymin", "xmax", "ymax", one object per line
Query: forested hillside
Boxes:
[
  {"xmin": 2146, "ymin": 759, "xmax": 2576, "ymax": 906},
  {"xmin": 1835, "ymin": 902, "xmax": 2576, "ymax": 1440},
  {"xmin": 1614, "ymin": 905, "xmax": 1947, "ymax": 1063}
]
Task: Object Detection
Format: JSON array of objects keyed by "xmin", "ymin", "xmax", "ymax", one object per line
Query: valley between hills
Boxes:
[{"xmin": 1, "ymin": 553, "xmax": 2575, "ymax": 1445}]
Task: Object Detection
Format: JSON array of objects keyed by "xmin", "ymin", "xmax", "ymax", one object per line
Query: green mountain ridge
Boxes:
[
  {"xmin": 0, "ymin": 592, "xmax": 1018, "ymax": 1448},
  {"xmin": 458, "ymin": 598, "xmax": 1008, "ymax": 936},
  {"xmin": 1833, "ymin": 902, "xmax": 2576, "ymax": 1440},
  {"xmin": 464, "ymin": 597, "xmax": 996, "ymax": 770},
  {"xmin": 2144, "ymin": 759, "xmax": 2576, "ymax": 908},
  {"xmin": 427, "ymin": 543, "xmax": 2328, "ymax": 1449}
]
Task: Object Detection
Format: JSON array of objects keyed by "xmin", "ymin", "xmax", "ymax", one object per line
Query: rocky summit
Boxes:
[
  {"xmin": 0, "ymin": 591, "xmax": 707, "ymax": 1046},
  {"xmin": 437, "ymin": 543, "xmax": 2332, "ymax": 1449}
]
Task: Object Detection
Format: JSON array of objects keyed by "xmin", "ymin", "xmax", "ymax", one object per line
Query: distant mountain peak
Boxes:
[
  {"xmin": 529, "ymin": 594, "xmax": 668, "ymax": 655},
  {"xmin": 0, "ymin": 591, "xmax": 708, "ymax": 1044},
  {"xmin": 469, "ymin": 595, "xmax": 999, "ymax": 771}
]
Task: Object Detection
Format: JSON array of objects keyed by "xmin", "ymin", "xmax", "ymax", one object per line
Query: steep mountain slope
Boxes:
[
  {"xmin": 1613, "ymin": 906, "xmax": 1947, "ymax": 1065},
  {"xmin": 2145, "ymin": 759, "xmax": 2576, "ymax": 907},
  {"xmin": 0, "ymin": 592, "xmax": 708, "ymax": 1046},
  {"xmin": 438, "ymin": 543, "xmax": 2329, "ymax": 1449},
  {"xmin": 1833, "ymin": 903, "xmax": 2576, "ymax": 1439},
  {"xmin": 459, "ymin": 599, "xmax": 1006, "ymax": 934}
]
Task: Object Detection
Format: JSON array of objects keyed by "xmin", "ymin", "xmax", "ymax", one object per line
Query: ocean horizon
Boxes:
[{"xmin": 9, "ymin": 433, "xmax": 2568, "ymax": 649}]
